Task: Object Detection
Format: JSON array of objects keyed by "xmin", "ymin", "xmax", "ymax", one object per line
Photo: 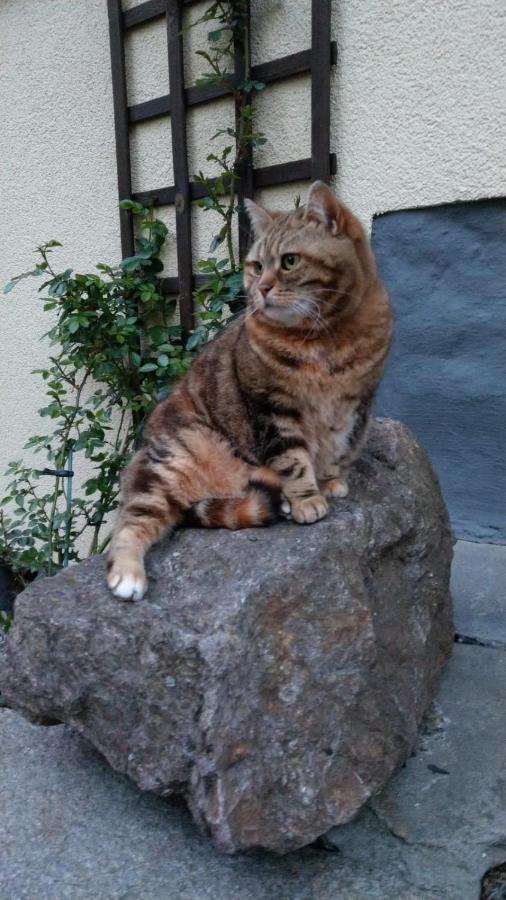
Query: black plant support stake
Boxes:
[{"xmin": 38, "ymin": 441, "xmax": 74, "ymax": 569}]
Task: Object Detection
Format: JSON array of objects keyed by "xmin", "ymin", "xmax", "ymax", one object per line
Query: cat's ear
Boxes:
[
  {"xmin": 306, "ymin": 181, "xmax": 345, "ymax": 235},
  {"xmin": 243, "ymin": 198, "xmax": 274, "ymax": 238}
]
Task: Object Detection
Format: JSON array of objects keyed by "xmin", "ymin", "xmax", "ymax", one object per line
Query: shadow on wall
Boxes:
[{"xmin": 372, "ymin": 198, "xmax": 506, "ymax": 544}]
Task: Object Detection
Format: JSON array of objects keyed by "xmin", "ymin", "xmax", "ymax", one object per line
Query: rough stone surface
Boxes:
[{"xmin": 0, "ymin": 419, "xmax": 454, "ymax": 853}]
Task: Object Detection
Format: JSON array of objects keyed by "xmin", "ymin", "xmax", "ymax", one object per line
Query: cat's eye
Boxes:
[
  {"xmin": 281, "ymin": 253, "xmax": 300, "ymax": 270},
  {"xmin": 251, "ymin": 260, "xmax": 263, "ymax": 274}
]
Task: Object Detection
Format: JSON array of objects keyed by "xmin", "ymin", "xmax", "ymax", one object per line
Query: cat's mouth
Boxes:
[{"xmin": 261, "ymin": 297, "xmax": 312, "ymax": 325}]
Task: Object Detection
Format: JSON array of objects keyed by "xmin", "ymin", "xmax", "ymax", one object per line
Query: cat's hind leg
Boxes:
[{"xmin": 106, "ymin": 453, "xmax": 187, "ymax": 601}]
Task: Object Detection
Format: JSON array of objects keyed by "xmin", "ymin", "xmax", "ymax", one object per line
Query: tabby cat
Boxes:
[{"xmin": 107, "ymin": 181, "xmax": 392, "ymax": 600}]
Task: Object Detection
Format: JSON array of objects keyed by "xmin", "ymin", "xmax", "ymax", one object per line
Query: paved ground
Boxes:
[{"xmin": 1, "ymin": 540, "xmax": 505, "ymax": 900}]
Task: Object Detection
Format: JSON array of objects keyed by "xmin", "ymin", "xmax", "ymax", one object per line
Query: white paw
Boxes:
[
  {"xmin": 281, "ymin": 497, "xmax": 292, "ymax": 518},
  {"xmin": 107, "ymin": 567, "xmax": 147, "ymax": 601},
  {"xmin": 290, "ymin": 494, "xmax": 328, "ymax": 524}
]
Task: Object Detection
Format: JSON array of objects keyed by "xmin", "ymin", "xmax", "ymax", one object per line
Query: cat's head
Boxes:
[{"xmin": 243, "ymin": 182, "xmax": 375, "ymax": 329}]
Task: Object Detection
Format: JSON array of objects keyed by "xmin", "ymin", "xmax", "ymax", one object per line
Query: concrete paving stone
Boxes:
[{"xmin": 451, "ymin": 540, "xmax": 506, "ymax": 644}]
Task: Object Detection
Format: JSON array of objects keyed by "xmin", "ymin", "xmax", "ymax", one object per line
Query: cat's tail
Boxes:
[{"xmin": 189, "ymin": 470, "xmax": 283, "ymax": 529}]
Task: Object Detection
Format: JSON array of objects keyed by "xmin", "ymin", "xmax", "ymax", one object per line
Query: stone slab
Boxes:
[{"xmin": 451, "ymin": 540, "xmax": 506, "ymax": 644}]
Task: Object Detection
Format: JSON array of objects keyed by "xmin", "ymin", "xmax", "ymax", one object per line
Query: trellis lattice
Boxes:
[{"xmin": 107, "ymin": 0, "xmax": 336, "ymax": 339}]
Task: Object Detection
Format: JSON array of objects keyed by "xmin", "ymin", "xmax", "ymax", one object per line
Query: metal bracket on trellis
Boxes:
[{"xmin": 107, "ymin": 0, "xmax": 336, "ymax": 341}]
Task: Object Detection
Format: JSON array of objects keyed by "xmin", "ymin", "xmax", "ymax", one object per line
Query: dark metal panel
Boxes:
[
  {"xmin": 166, "ymin": 0, "xmax": 194, "ymax": 337},
  {"xmin": 373, "ymin": 199, "xmax": 506, "ymax": 543},
  {"xmin": 311, "ymin": 0, "xmax": 332, "ymax": 183},
  {"xmin": 107, "ymin": 0, "xmax": 135, "ymax": 258}
]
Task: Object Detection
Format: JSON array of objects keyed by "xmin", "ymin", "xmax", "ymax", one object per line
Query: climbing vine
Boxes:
[{"xmin": 188, "ymin": 0, "xmax": 266, "ymax": 350}]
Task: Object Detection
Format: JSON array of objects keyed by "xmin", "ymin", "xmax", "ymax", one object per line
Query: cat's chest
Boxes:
[
  {"xmin": 299, "ymin": 344, "xmax": 339, "ymax": 379},
  {"xmin": 302, "ymin": 394, "xmax": 356, "ymax": 440}
]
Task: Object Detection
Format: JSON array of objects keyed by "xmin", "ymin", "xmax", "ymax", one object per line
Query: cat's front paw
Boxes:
[
  {"xmin": 289, "ymin": 494, "xmax": 328, "ymax": 524},
  {"xmin": 320, "ymin": 477, "xmax": 349, "ymax": 499},
  {"xmin": 106, "ymin": 558, "xmax": 148, "ymax": 601}
]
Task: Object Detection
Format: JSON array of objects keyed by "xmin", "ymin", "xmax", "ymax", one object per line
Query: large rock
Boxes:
[{"xmin": 0, "ymin": 419, "xmax": 453, "ymax": 853}]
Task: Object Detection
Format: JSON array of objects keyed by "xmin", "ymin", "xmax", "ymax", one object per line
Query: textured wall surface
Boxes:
[
  {"xmin": 374, "ymin": 200, "xmax": 506, "ymax": 543},
  {"xmin": 1, "ymin": 0, "xmax": 505, "ymax": 504},
  {"xmin": 0, "ymin": 0, "xmax": 120, "ymax": 495},
  {"xmin": 331, "ymin": 0, "xmax": 506, "ymax": 223}
]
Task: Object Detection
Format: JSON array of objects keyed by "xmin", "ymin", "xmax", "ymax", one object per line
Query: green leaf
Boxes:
[
  {"xmin": 120, "ymin": 256, "xmax": 144, "ymax": 272},
  {"xmin": 119, "ymin": 199, "xmax": 146, "ymax": 215},
  {"xmin": 139, "ymin": 362, "xmax": 158, "ymax": 373},
  {"xmin": 3, "ymin": 267, "xmax": 45, "ymax": 293},
  {"xmin": 186, "ymin": 327, "xmax": 207, "ymax": 351}
]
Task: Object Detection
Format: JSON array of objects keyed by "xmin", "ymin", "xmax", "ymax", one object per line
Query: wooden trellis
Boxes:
[{"xmin": 107, "ymin": 0, "xmax": 336, "ymax": 339}]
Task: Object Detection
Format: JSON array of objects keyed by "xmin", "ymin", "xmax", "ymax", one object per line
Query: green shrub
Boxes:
[{"xmin": 0, "ymin": 204, "xmax": 192, "ymax": 587}]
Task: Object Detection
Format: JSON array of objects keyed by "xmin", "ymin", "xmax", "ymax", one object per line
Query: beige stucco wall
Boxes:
[
  {"xmin": 0, "ymin": 0, "xmax": 505, "ymax": 496},
  {"xmin": 0, "ymin": 0, "xmax": 121, "ymax": 497}
]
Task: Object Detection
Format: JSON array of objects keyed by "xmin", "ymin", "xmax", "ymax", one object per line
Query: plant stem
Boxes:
[{"xmin": 47, "ymin": 369, "xmax": 91, "ymax": 574}]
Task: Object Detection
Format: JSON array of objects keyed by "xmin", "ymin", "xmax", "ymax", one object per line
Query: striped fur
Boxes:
[{"xmin": 107, "ymin": 182, "xmax": 393, "ymax": 600}]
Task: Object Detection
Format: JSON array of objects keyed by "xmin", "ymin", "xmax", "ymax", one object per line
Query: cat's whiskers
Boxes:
[
  {"xmin": 242, "ymin": 302, "xmax": 262, "ymax": 325},
  {"xmin": 293, "ymin": 297, "xmax": 332, "ymax": 341},
  {"xmin": 316, "ymin": 288, "xmax": 362, "ymax": 304}
]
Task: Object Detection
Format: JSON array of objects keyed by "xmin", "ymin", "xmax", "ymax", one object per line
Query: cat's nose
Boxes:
[{"xmin": 258, "ymin": 272, "xmax": 275, "ymax": 297}]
